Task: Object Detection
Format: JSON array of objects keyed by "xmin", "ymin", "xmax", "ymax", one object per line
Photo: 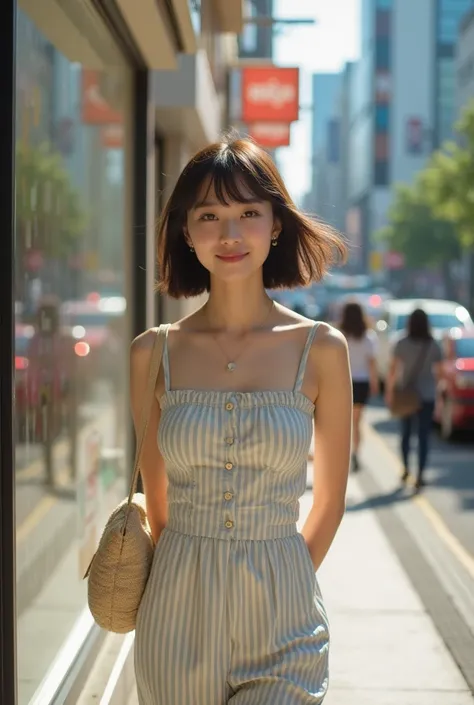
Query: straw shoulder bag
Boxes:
[{"xmin": 84, "ymin": 326, "xmax": 166, "ymax": 633}]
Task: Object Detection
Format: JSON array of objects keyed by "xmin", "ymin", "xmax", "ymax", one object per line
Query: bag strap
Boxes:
[
  {"xmin": 405, "ymin": 339, "xmax": 432, "ymax": 388},
  {"xmin": 126, "ymin": 326, "xmax": 166, "ymax": 507}
]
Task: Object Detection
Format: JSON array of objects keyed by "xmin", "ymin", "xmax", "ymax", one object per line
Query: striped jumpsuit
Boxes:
[{"xmin": 134, "ymin": 324, "xmax": 330, "ymax": 704}]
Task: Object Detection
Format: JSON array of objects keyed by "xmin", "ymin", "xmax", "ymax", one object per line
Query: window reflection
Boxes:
[{"xmin": 15, "ymin": 8, "xmax": 130, "ymax": 704}]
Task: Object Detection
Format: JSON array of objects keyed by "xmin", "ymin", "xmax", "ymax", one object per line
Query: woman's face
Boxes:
[{"xmin": 185, "ymin": 179, "xmax": 281, "ymax": 284}]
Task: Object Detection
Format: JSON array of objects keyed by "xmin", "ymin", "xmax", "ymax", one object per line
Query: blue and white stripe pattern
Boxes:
[{"xmin": 134, "ymin": 324, "xmax": 330, "ymax": 704}]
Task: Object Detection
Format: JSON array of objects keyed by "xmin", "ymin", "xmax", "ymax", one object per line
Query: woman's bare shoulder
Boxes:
[
  {"xmin": 130, "ymin": 327, "xmax": 160, "ymax": 371},
  {"xmin": 308, "ymin": 322, "xmax": 349, "ymax": 373}
]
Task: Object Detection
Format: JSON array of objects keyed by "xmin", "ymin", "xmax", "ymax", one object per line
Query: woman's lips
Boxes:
[{"xmin": 216, "ymin": 253, "xmax": 249, "ymax": 263}]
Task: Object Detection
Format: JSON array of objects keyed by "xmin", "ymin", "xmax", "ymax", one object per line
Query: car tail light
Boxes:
[
  {"xmin": 74, "ymin": 341, "xmax": 90, "ymax": 357},
  {"xmin": 15, "ymin": 356, "xmax": 29, "ymax": 371}
]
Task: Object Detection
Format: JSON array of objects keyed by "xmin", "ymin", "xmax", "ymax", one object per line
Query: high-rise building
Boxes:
[
  {"xmin": 346, "ymin": 0, "xmax": 473, "ymax": 275},
  {"xmin": 304, "ymin": 74, "xmax": 342, "ymax": 223}
]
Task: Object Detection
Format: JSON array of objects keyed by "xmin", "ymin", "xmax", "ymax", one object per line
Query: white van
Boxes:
[{"xmin": 374, "ymin": 298, "xmax": 473, "ymax": 384}]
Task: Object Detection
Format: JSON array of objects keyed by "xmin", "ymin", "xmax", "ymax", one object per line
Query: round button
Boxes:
[
  {"xmin": 225, "ymin": 437, "xmax": 234, "ymax": 445},
  {"xmin": 224, "ymin": 491, "xmax": 233, "ymax": 501},
  {"xmin": 225, "ymin": 462, "xmax": 233, "ymax": 471},
  {"xmin": 225, "ymin": 520, "xmax": 234, "ymax": 529},
  {"xmin": 226, "ymin": 402, "xmax": 234, "ymax": 411}
]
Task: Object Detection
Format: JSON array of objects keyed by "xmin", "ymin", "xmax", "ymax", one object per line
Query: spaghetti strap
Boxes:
[
  {"xmin": 294, "ymin": 323, "xmax": 320, "ymax": 393},
  {"xmin": 160, "ymin": 324, "xmax": 172, "ymax": 391}
]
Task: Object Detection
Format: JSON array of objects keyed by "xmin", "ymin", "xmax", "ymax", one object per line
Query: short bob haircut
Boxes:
[
  {"xmin": 407, "ymin": 308, "xmax": 432, "ymax": 341},
  {"xmin": 339, "ymin": 301, "xmax": 367, "ymax": 340},
  {"xmin": 157, "ymin": 135, "xmax": 346, "ymax": 298}
]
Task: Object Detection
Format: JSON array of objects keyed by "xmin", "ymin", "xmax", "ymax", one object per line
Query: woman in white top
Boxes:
[{"xmin": 339, "ymin": 302, "xmax": 379, "ymax": 471}]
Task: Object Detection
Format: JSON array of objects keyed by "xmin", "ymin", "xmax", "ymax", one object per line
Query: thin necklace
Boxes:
[{"xmin": 207, "ymin": 300, "xmax": 275, "ymax": 373}]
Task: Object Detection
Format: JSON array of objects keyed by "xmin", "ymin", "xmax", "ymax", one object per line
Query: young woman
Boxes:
[
  {"xmin": 130, "ymin": 136, "xmax": 352, "ymax": 704},
  {"xmin": 339, "ymin": 301, "xmax": 379, "ymax": 471},
  {"xmin": 385, "ymin": 308, "xmax": 442, "ymax": 490}
]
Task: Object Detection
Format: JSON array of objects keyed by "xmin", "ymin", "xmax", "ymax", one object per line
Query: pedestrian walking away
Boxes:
[
  {"xmin": 339, "ymin": 301, "xmax": 379, "ymax": 472},
  {"xmin": 385, "ymin": 308, "xmax": 443, "ymax": 490},
  {"xmin": 130, "ymin": 136, "xmax": 352, "ymax": 704}
]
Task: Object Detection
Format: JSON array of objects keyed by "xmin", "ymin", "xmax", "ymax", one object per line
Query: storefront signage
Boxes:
[
  {"xmin": 248, "ymin": 122, "xmax": 291, "ymax": 148},
  {"xmin": 242, "ymin": 66, "xmax": 300, "ymax": 123},
  {"xmin": 101, "ymin": 124, "xmax": 124, "ymax": 149},
  {"xmin": 82, "ymin": 70, "xmax": 122, "ymax": 125}
]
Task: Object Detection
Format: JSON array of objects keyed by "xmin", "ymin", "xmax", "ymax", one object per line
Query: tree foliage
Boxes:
[
  {"xmin": 16, "ymin": 142, "xmax": 87, "ymax": 259},
  {"xmin": 379, "ymin": 99, "xmax": 474, "ymax": 263},
  {"xmin": 377, "ymin": 180, "xmax": 461, "ymax": 268}
]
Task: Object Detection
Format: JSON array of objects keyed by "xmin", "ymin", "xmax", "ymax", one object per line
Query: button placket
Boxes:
[{"xmin": 223, "ymin": 396, "xmax": 237, "ymax": 531}]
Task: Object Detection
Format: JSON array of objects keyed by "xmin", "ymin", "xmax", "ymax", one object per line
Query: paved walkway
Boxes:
[
  {"xmin": 304, "ymin": 476, "xmax": 472, "ymax": 704},
  {"xmin": 127, "ymin": 458, "xmax": 472, "ymax": 704}
]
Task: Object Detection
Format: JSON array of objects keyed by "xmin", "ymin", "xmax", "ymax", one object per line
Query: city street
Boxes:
[{"xmin": 366, "ymin": 403, "xmax": 474, "ymax": 559}]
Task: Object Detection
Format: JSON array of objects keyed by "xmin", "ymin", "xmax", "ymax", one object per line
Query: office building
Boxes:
[{"xmin": 346, "ymin": 0, "xmax": 473, "ymax": 274}]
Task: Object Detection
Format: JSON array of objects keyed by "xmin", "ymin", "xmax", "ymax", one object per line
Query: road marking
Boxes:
[{"xmin": 363, "ymin": 420, "xmax": 474, "ymax": 581}]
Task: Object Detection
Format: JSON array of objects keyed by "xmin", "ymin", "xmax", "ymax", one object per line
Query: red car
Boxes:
[{"xmin": 435, "ymin": 330, "xmax": 474, "ymax": 439}]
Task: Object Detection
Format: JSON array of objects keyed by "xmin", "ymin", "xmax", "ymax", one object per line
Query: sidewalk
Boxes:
[
  {"xmin": 305, "ymin": 475, "xmax": 472, "ymax": 704},
  {"xmin": 127, "ymin": 467, "xmax": 472, "ymax": 705}
]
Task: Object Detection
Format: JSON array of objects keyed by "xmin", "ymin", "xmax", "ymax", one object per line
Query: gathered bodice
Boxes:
[{"xmin": 157, "ymin": 324, "xmax": 318, "ymax": 541}]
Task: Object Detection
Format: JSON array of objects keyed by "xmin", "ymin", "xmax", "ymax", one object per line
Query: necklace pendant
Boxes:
[{"xmin": 227, "ymin": 362, "xmax": 237, "ymax": 372}]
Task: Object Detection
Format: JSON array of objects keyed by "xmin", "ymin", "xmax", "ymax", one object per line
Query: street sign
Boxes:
[
  {"xmin": 248, "ymin": 122, "xmax": 291, "ymax": 148},
  {"xmin": 241, "ymin": 66, "xmax": 300, "ymax": 123}
]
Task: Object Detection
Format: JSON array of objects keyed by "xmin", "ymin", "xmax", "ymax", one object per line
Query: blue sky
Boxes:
[{"xmin": 273, "ymin": 0, "xmax": 361, "ymax": 204}]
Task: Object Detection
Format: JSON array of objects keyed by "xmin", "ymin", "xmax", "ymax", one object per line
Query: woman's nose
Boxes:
[{"xmin": 221, "ymin": 219, "xmax": 242, "ymax": 242}]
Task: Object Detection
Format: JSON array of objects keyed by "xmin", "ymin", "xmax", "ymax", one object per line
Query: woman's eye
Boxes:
[
  {"xmin": 200, "ymin": 213, "xmax": 217, "ymax": 221},
  {"xmin": 242, "ymin": 210, "xmax": 260, "ymax": 218}
]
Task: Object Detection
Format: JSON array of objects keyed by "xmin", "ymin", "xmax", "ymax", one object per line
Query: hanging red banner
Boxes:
[
  {"xmin": 242, "ymin": 66, "xmax": 299, "ymax": 123},
  {"xmin": 82, "ymin": 70, "xmax": 122, "ymax": 125},
  {"xmin": 248, "ymin": 122, "xmax": 291, "ymax": 148}
]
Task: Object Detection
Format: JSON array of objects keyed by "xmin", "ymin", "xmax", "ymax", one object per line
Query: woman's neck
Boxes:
[{"xmin": 203, "ymin": 279, "xmax": 273, "ymax": 333}]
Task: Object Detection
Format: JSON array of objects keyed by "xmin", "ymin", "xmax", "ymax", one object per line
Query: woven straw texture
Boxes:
[{"xmin": 87, "ymin": 493, "xmax": 155, "ymax": 633}]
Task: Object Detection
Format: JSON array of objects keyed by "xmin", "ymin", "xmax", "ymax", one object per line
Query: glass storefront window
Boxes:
[{"xmin": 15, "ymin": 7, "xmax": 131, "ymax": 703}]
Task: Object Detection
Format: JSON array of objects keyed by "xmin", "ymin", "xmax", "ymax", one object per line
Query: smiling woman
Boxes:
[
  {"xmin": 131, "ymin": 136, "xmax": 352, "ymax": 704},
  {"xmin": 157, "ymin": 135, "xmax": 346, "ymax": 297}
]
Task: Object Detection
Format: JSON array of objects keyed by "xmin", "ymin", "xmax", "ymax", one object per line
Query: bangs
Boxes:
[{"xmin": 181, "ymin": 146, "xmax": 275, "ymax": 210}]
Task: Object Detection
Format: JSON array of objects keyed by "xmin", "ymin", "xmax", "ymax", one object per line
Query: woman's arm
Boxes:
[
  {"xmin": 369, "ymin": 357, "xmax": 380, "ymax": 397},
  {"xmin": 130, "ymin": 330, "xmax": 168, "ymax": 543},
  {"xmin": 301, "ymin": 325, "xmax": 352, "ymax": 571},
  {"xmin": 367, "ymin": 332, "xmax": 380, "ymax": 397}
]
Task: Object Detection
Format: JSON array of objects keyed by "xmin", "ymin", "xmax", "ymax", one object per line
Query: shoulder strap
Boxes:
[
  {"xmin": 126, "ymin": 326, "xmax": 166, "ymax": 506},
  {"xmin": 294, "ymin": 323, "xmax": 320, "ymax": 392}
]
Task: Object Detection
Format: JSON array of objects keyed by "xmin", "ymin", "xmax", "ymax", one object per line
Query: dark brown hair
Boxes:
[
  {"xmin": 339, "ymin": 301, "xmax": 367, "ymax": 340},
  {"xmin": 157, "ymin": 136, "xmax": 346, "ymax": 298},
  {"xmin": 407, "ymin": 308, "xmax": 432, "ymax": 341}
]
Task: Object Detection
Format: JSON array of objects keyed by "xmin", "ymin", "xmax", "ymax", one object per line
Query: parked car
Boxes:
[
  {"xmin": 374, "ymin": 298, "xmax": 473, "ymax": 385},
  {"xmin": 434, "ymin": 329, "xmax": 474, "ymax": 439}
]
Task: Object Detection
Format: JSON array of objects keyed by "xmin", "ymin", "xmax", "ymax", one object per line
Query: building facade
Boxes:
[
  {"xmin": 345, "ymin": 0, "xmax": 473, "ymax": 277},
  {"xmin": 304, "ymin": 73, "xmax": 343, "ymax": 226},
  {"xmin": 0, "ymin": 2, "xmax": 242, "ymax": 703}
]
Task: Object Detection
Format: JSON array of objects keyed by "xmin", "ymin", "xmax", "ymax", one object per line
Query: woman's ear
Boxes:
[
  {"xmin": 272, "ymin": 218, "xmax": 282, "ymax": 238},
  {"xmin": 183, "ymin": 225, "xmax": 192, "ymax": 248}
]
